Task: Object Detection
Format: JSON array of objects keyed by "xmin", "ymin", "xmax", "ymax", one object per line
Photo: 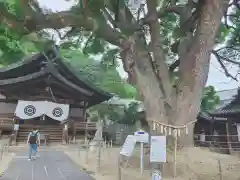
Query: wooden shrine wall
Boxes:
[
  {"xmin": 0, "ymin": 102, "xmax": 16, "ymax": 114},
  {"xmin": 69, "ymin": 108, "xmax": 84, "ymax": 118}
]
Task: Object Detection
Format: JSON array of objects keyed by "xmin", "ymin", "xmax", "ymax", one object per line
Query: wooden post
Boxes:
[
  {"xmin": 83, "ymin": 102, "xmax": 88, "ymax": 144},
  {"xmin": 85, "ymin": 123, "xmax": 88, "ymax": 144},
  {"xmin": 85, "ymin": 143, "xmax": 89, "ymax": 164},
  {"xmin": 0, "ymin": 140, "xmax": 3, "ymax": 161},
  {"xmin": 118, "ymin": 155, "xmax": 122, "ymax": 180},
  {"xmin": 12, "ymin": 119, "xmax": 19, "ymax": 146},
  {"xmin": 78, "ymin": 144, "xmax": 80, "ymax": 159},
  {"xmin": 62, "ymin": 123, "xmax": 68, "ymax": 144},
  {"xmin": 209, "ymin": 119, "xmax": 214, "ymax": 150},
  {"xmin": 225, "ymin": 120, "xmax": 233, "ymax": 154},
  {"xmin": 218, "ymin": 159, "xmax": 223, "ymax": 180},
  {"xmin": 120, "ymin": 129, "xmax": 124, "ymax": 145},
  {"xmin": 14, "ymin": 130, "xmax": 18, "ymax": 145},
  {"xmin": 97, "ymin": 139, "xmax": 101, "ymax": 171},
  {"xmin": 72, "ymin": 120, "xmax": 76, "ymax": 144},
  {"xmin": 173, "ymin": 135, "xmax": 177, "ymax": 177}
]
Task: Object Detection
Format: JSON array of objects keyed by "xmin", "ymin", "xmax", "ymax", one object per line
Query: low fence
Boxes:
[
  {"xmin": 194, "ymin": 134, "xmax": 240, "ymax": 154},
  {"xmin": 66, "ymin": 134, "xmax": 240, "ymax": 180},
  {"xmin": 75, "ymin": 122, "xmax": 97, "ymax": 130},
  {"xmin": 0, "ymin": 138, "xmax": 10, "ymax": 161}
]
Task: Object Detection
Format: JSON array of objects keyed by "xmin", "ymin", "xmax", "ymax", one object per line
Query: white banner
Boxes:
[
  {"xmin": 15, "ymin": 101, "xmax": 45, "ymax": 119},
  {"xmin": 45, "ymin": 101, "xmax": 69, "ymax": 121},
  {"xmin": 15, "ymin": 100, "xmax": 69, "ymax": 121}
]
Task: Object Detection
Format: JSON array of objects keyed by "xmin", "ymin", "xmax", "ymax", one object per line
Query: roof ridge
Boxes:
[{"xmin": 217, "ymin": 88, "xmax": 238, "ymax": 93}]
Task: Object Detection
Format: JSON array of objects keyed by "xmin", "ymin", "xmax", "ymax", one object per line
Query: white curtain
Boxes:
[
  {"xmin": 15, "ymin": 100, "xmax": 69, "ymax": 121},
  {"xmin": 44, "ymin": 101, "xmax": 69, "ymax": 121},
  {"xmin": 15, "ymin": 101, "xmax": 45, "ymax": 119}
]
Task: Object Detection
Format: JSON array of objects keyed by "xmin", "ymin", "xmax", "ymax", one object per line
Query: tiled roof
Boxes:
[
  {"xmin": 198, "ymin": 112, "xmax": 227, "ymax": 121},
  {"xmin": 198, "ymin": 112, "xmax": 212, "ymax": 120},
  {"xmin": 210, "ymin": 105, "xmax": 240, "ymax": 116},
  {"xmin": 210, "ymin": 88, "xmax": 240, "ymax": 116}
]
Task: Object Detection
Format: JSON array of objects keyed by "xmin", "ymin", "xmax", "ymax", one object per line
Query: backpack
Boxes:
[{"xmin": 29, "ymin": 132, "xmax": 38, "ymax": 144}]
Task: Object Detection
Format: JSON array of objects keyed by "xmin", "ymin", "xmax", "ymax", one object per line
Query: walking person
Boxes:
[{"xmin": 27, "ymin": 127, "xmax": 40, "ymax": 161}]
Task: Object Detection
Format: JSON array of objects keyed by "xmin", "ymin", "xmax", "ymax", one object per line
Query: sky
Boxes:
[{"xmin": 38, "ymin": 0, "xmax": 239, "ymax": 91}]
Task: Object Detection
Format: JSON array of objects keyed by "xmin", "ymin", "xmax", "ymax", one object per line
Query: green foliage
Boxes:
[
  {"xmin": 101, "ymin": 48, "xmax": 119, "ymax": 66},
  {"xmin": 0, "ymin": 28, "xmax": 24, "ymax": 65},
  {"xmin": 0, "ymin": 28, "xmax": 49, "ymax": 65},
  {"xmin": 4, "ymin": 0, "xmax": 23, "ymax": 18},
  {"xmin": 83, "ymin": 37, "xmax": 106, "ymax": 54},
  {"xmin": 60, "ymin": 48, "xmax": 138, "ymax": 98},
  {"xmin": 226, "ymin": 7, "xmax": 240, "ymax": 47},
  {"xmin": 0, "ymin": 0, "xmax": 60, "ymax": 65},
  {"xmin": 201, "ymin": 86, "xmax": 220, "ymax": 111},
  {"xmin": 215, "ymin": 24, "xmax": 232, "ymax": 44},
  {"xmin": 161, "ymin": 13, "xmax": 179, "ymax": 48},
  {"xmin": 89, "ymin": 102, "xmax": 143, "ymax": 125},
  {"xmin": 90, "ymin": 104, "xmax": 123, "ymax": 123},
  {"xmin": 120, "ymin": 102, "xmax": 143, "ymax": 125},
  {"xmin": 0, "ymin": 0, "xmax": 25, "ymax": 64}
]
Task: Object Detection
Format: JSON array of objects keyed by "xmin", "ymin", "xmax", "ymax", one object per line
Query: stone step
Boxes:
[{"xmin": 17, "ymin": 126, "xmax": 63, "ymax": 143}]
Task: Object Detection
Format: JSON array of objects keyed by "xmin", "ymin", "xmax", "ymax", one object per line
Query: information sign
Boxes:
[
  {"xmin": 120, "ymin": 135, "xmax": 136, "ymax": 157},
  {"xmin": 150, "ymin": 136, "xmax": 166, "ymax": 163},
  {"xmin": 134, "ymin": 130, "xmax": 149, "ymax": 143}
]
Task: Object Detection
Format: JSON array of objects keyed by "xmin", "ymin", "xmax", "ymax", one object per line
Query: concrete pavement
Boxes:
[{"xmin": 2, "ymin": 151, "xmax": 94, "ymax": 180}]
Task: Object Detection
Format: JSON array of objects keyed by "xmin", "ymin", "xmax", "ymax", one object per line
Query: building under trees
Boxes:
[
  {"xmin": 0, "ymin": 47, "xmax": 112, "ymax": 144},
  {"xmin": 196, "ymin": 89, "xmax": 240, "ymax": 154}
]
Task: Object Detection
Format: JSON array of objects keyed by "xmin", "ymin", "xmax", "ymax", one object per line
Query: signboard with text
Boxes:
[
  {"xmin": 150, "ymin": 136, "xmax": 166, "ymax": 163},
  {"xmin": 120, "ymin": 135, "xmax": 136, "ymax": 157}
]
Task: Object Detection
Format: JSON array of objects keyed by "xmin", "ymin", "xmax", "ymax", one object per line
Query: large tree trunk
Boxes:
[
  {"xmin": 123, "ymin": 42, "xmax": 199, "ymax": 148},
  {"xmin": 120, "ymin": 0, "xmax": 228, "ymax": 149}
]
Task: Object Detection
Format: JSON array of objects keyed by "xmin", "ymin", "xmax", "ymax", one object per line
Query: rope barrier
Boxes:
[
  {"xmin": 151, "ymin": 120, "xmax": 197, "ymax": 137},
  {"xmin": 152, "ymin": 120, "xmax": 197, "ymax": 129}
]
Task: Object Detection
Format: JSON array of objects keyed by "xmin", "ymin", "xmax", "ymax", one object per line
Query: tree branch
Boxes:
[
  {"xmin": 169, "ymin": 48, "xmax": 240, "ymax": 73},
  {"xmin": 104, "ymin": 1, "xmax": 138, "ymax": 33},
  {"xmin": 233, "ymin": 0, "xmax": 240, "ymax": 10},
  {"xmin": 178, "ymin": 0, "xmax": 229, "ymax": 91},
  {"xmin": 212, "ymin": 50, "xmax": 240, "ymax": 66},
  {"xmin": 146, "ymin": 0, "xmax": 173, "ymax": 104},
  {"xmin": 212, "ymin": 50, "xmax": 238, "ymax": 81},
  {"xmin": 141, "ymin": 5, "xmax": 183, "ymax": 24},
  {"xmin": 169, "ymin": 60, "xmax": 180, "ymax": 72},
  {"xmin": 102, "ymin": 8, "xmax": 117, "ymax": 28},
  {"xmin": 0, "ymin": 1, "xmax": 127, "ymax": 48}
]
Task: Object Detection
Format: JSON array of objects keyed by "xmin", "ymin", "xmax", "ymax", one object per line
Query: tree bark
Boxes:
[
  {"xmin": 122, "ymin": 0, "xmax": 229, "ymax": 149},
  {"xmin": 133, "ymin": 47, "xmax": 169, "ymax": 125}
]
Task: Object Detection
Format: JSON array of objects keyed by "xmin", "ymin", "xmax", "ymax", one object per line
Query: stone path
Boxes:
[{"xmin": 2, "ymin": 151, "xmax": 94, "ymax": 180}]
